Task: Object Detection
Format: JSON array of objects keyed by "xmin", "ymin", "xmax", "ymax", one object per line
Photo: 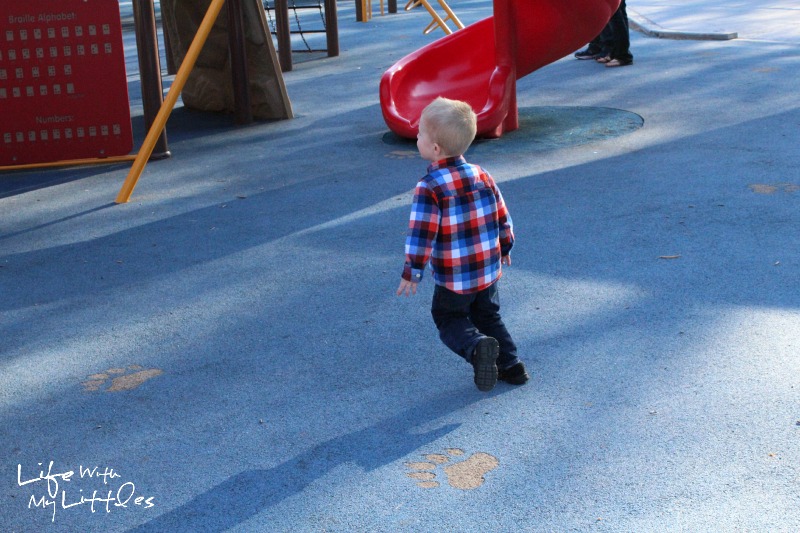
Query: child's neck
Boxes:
[{"xmin": 429, "ymin": 153, "xmax": 461, "ymax": 163}]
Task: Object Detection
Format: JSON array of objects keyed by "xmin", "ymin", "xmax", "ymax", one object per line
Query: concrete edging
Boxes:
[{"xmin": 628, "ymin": 10, "xmax": 738, "ymax": 41}]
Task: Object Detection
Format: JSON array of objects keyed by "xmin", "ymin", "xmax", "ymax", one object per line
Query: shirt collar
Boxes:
[{"xmin": 427, "ymin": 155, "xmax": 466, "ymax": 173}]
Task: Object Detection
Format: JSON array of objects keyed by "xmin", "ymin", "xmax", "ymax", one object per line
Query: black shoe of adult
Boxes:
[
  {"xmin": 498, "ymin": 362, "xmax": 529, "ymax": 385},
  {"xmin": 471, "ymin": 337, "xmax": 499, "ymax": 392},
  {"xmin": 574, "ymin": 48, "xmax": 601, "ymax": 60}
]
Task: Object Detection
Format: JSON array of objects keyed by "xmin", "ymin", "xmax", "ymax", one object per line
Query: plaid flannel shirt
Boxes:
[{"xmin": 402, "ymin": 156, "xmax": 514, "ymax": 293}]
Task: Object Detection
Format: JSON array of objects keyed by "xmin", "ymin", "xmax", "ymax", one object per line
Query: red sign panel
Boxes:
[{"xmin": 1, "ymin": 0, "xmax": 132, "ymax": 166}]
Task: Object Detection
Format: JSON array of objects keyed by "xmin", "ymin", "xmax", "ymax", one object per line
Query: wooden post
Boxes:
[
  {"xmin": 132, "ymin": 0, "xmax": 171, "ymax": 159},
  {"xmin": 275, "ymin": 0, "xmax": 292, "ymax": 71},
  {"xmin": 116, "ymin": 0, "xmax": 228, "ymax": 203},
  {"xmin": 227, "ymin": 0, "xmax": 253, "ymax": 123},
  {"xmin": 325, "ymin": 0, "xmax": 339, "ymax": 57}
]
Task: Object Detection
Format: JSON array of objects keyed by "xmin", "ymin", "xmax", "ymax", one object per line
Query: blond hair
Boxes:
[{"xmin": 420, "ymin": 97, "xmax": 477, "ymax": 157}]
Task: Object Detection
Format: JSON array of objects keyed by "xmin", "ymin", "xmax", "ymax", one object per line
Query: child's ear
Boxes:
[{"xmin": 432, "ymin": 142, "xmax": 442, "ymax": 157}]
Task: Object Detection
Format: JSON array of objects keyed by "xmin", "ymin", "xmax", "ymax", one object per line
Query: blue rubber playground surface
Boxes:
[{"xmin": 2, "ymin": 1, "xmax": 800, "ymax": 531}]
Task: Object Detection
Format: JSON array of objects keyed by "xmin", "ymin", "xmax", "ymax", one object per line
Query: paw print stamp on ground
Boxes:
[
  {"xmin": 405, "ymin": 448, "xmax": 499, "ymax": 490},
  {"xmin": 82, "ymin": 365, "xmax": 163, "ymax": 392},
  {"xmin": 749, "ymin": 183, "xmax": 800, "ymax": 194},
  {"xmin": 385, "ymin": 150, "xmax": 419, "ymax": 160}
]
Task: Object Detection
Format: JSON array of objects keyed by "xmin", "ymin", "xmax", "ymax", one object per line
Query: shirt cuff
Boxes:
[{"xmin": 402, "ymin": 263, "xmax": 424, "ymax": 282}]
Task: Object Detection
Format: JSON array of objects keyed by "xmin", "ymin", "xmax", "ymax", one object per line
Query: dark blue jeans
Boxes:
[
  {"xmin": 431, "ymin": 282, "xmax": 519, "ymax": 370},
  {"xmin": 606, "ymin": 0, "xmax": 632, "ymax": 62},
  {"xmin": 586, "ymin": 0, "xmax": 632, "ymax": 61}
]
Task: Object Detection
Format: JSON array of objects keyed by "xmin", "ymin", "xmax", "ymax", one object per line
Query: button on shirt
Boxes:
[{"xmin": 402, "ymin": 156, "xmax": 514, "ymax": 294}]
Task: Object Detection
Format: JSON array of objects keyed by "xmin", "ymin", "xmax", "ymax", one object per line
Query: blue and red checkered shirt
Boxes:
[{"xmin": 402, "ymin": 156, "xmax": 514, "ymax": 293}]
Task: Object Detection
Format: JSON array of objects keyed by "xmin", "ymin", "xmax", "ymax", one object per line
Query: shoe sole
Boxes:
[
  {"xmin": 498, "ymin": 373, "xmax": 529, "ymax": 385},
  {"xmin": 473, "ymin": 338, "xmax": 499, "ymax": 392}
]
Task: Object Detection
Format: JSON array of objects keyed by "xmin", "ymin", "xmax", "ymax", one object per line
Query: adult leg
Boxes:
[
  {"xmin": 598, "ymin": 21, "xmax": 614, "ymax": 57},
  {"xmin": 607, "ymin": 0, "xmax": 632, "ymax": 62},
  {"xmin": 575, "ymin": 31, "xmax": 606, "ymax": 59}
]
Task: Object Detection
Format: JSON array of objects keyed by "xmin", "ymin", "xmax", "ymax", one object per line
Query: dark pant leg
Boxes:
[
  {"xmin": 586, "ymin": 33, "xmax": 604, "ymax": 55},
  {"xmin": 431, "ymin": 284, "xmax": 484, "ymax": 362},
  {"xmin": 469, "ymin": 282, "xmax": 519, "ymax": 370},
  {"xmin": 596, "ymin": 21, "xmax": 614, "ymax": 56},
  {"xmin": 607, "ymin": 0, "xmax": 632, "ymax": 61},
  {"xmin": 584, "ymin": 20, "xmax": 612, "ymax": 55}
]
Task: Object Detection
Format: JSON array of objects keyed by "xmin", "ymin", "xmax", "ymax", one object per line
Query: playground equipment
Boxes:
[
  {"xmin": 356, "ymin": 0, "xmax": 397, "ymax": 22},
  {"xmin": 1, "ymin": 0, "xmax": 291, "ymax": 177},
  {"xmin": 359, "ymin": 0, "xmax": 385, "ymax": 21},
  {"xmin": 161, "ymin": 0, "xmax": 292, "ymax": 120},
  {"xmin": 263, "ymin": 0, "xmax": 339, "ymax": 71},
  {"xmin": 117, "ymin": 0, "xmax": 292, "ymax": 203},
  {"xmin": 380, "ymin": 0, "xmax": 621, "ymax": 138},
  {"xmin": 405, "ymin": 0, "xmax": 464, "ymax": 35}
]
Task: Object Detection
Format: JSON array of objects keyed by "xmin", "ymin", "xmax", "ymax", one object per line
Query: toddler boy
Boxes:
[{"xmin": 396, "ymin": 97, "xmax": 528, "ymax": 391}]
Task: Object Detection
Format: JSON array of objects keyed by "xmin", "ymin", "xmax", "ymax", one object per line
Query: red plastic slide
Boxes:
[{"xmin": 380, "ymin": 0, "xmax": 621, "ymax": 138}]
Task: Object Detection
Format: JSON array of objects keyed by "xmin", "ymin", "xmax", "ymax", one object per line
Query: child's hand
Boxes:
[
  {"xmin": 502, "ymin": 255, "xmax": 512, "ymax": 266},
  {"xmin": 396, "ymin": 279, "xmax": 418, "ymax": 296}
]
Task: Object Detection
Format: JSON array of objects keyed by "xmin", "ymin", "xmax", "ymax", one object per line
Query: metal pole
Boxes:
[{"xmin": 0, "ymin": 155, "xmax": 137, "ymax": 172}]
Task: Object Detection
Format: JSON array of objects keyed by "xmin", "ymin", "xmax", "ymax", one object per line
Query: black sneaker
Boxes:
[
  {"xmin": 574, "ymin": 48, "xmax": 602, "ymax": 60},
  {"xmin": 498, "ymin": 362, "xmax": 529, "ymax": 385},
  {"xmin": 471, "ymin": 337, "xmax": 499, "ymax": 392}
]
